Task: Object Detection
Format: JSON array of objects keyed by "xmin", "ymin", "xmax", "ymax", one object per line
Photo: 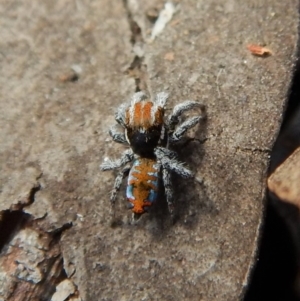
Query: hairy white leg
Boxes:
[
  {"xmin": 115, "ymin": 103, "xmax": 128, "ymax": 127},
  {"xmin": 169, "ymin": 116, "xmax": 204, "ymax": 144},
  {"xmin": 162, "ymin": 168, "xmax": 174, "ymax": 214},
  {"xmin": 155, "ymin": 147, "xmax": 193, "ymax": 178},
  {"xmin": 155, "ymin": 92, "xmax": 169, "ymax": 108},
  {"xmin": 155, "ymin": 146, "xmax": 177, "ymax": 159},
  {"xmin": 110, "ymin": 167, "xmax": 130, "ymax": 206},
  {"xmin": 100, "ymin": 149, "xmax": 134, "ymax": 171},
  {"xmin": 168, "ymin": 101, "xmax": 204, "ymax": 128},
  {"xmin": 109, "ymin": 126, "xmax": 127, "ymax": 144}
]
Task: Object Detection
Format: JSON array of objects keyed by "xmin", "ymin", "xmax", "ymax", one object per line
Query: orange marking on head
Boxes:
[
  {"xmin": 142, "ymin": 102, "xmax": 153, "ymax": 128},
  {"xmin": 132, "ymin": 102, "xmax": 143, "ymax": 127},
  {"xmin": 126, "ymin": 100, "xmax": 164, "ymax": 129},
  {"xmin": 128, "ymin": 101, "xmax": 156, "ymax": 128}
]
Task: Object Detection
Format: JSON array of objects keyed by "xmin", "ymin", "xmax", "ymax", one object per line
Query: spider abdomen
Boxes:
[{"xmin": 126, "ymin": 158, "xmax": 161, "ymax": 214}]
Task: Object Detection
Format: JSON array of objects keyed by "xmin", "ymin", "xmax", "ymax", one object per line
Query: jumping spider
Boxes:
[{"xmin": 100, "ymin": 91, "xmax": 205, "ymax": 218}]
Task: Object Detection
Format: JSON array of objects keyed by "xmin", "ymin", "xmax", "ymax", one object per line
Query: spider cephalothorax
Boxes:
[
  {"xmin": 101, "ymin": 91, "xmax": 205, "ymax": 217},
  {"xmin": 125, "ymin": 100, "xmax": 165, "ymax": 156}
]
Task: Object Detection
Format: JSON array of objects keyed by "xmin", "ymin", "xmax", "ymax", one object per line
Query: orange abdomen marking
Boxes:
[{"xmin": 126, "ymin": 158, "xmax": 160, "ymax": 214}]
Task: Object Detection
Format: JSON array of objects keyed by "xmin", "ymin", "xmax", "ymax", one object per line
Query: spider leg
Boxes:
[
  {"xmin": 109, "ymin": 126, "xmax": 127, "ymax": 144},
  {"xmin": 155, "ymin": 92, "xmax": 169, "ymax": 108},
  {"xmin": 110, "ymin": 166, "xmax": 130, "ymax": 206},
  {"xmin": 155, "ymin": 147, "xmax": 193, "ymax": 178},
  {"xmin": 162, "ymin": 168, "xmax": 174, "ymax": 214},
  {"xmin": 100, "ymin": 149, "xmax": 134, "ymax": 171},
  {"xmin": 155, "ymin": 146, "xmax": 177, "ymax": 159},
  {"xmin": 115, "ymin": 103, "xmax": 127, "ymax": 127},
  {"xmin": 168, "ymin": 101, "xmax": 205, "ymax": 128},
  {"xmin": 169, "ymin": 116, "xmax": 204, "ymax": 144}
]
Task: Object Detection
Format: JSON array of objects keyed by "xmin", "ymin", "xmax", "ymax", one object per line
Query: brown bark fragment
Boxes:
[
  {"xmin": 0, "ymin": 225, "xmax": 65, "ymax": 301},
  {"xmin": 268, "ymin": 147, "xmax": 300, "ymax": 208}
]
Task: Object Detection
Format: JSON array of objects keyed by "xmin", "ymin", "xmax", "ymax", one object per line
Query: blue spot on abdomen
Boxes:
[
  {"xmin": 148, "ymin": 188, "xmax": 158, "ymax": 203},
  {"xmin": 126, "ymin": 184, "xmax": 134, "ymax": 199}
]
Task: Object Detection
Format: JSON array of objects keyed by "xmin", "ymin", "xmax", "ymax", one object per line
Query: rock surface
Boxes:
[{"xmin": 0, "ymin": 0, "xmax": 298, "ymax": 300}]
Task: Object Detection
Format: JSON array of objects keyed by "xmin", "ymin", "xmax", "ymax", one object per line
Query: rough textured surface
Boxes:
[
  {"xmin": 0, "ymin": 223, "xmax": 67, "ymax": 301},
  {"xmin": 0, "ymin": 0, "xmax": 298, "ymax": 301}
]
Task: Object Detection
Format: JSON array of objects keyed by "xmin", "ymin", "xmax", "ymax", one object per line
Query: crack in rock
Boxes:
[
  {"xmin": 0, "ymin": 183, "xmax": 80, "ymax": 301},
  {"xmin": 0, "ymin": 182, "xmax": 41, "ymax": 251},
  {"xmin": 236, "ymin": 147, "xmax": 272, "ymax": 154},
  {"xmin": 0, "ymin": 219, "xmax": 73, "ymax": 301},
  {"xmin": 123, "ymin": 0, "xmax": 148, "ymax": 92}
]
